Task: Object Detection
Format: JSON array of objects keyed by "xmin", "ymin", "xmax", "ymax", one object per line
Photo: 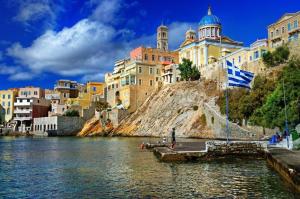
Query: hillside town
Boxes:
[
  {"xmin": 0, "ymin": 7, "xmax": 299, "ymax": 137},
  {"xmin": 1, "ymin": 2, "xmax": 300, "ymax": 197}
]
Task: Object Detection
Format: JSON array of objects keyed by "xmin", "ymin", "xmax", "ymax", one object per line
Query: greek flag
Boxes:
[{"xmin": 226, "ymin": 60, "xmax": 254, "ymax": 89}]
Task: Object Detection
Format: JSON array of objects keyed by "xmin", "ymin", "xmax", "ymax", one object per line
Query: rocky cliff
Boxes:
[{"xmin": 111, "ymin": 81, "xmax": 219, "ymax": 138}]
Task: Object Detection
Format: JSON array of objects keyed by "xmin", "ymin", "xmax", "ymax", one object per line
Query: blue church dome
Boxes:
[{"xmin": 199, "ymin": 7, "xmax": 221, "ymax": 26}]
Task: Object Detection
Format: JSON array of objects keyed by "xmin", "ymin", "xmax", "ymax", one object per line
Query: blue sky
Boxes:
[{"xmin": 0, "ymin": 0, "xmax": 299, "ymax": 90}]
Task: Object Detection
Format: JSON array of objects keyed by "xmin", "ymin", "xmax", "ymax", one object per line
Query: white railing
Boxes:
[
  {"xmin": 14, "ymin": 102, "xmax": 31, "ymax": 106},
  {"xmin": 14, "ymin": 109, "xmax": 32, "ymax": 114},
  {"xmin": 14, "ymin": 117, "xmax": 32, "ymax": 121}
]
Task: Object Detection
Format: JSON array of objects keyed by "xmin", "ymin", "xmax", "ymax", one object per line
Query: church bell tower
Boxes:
[{"xmin": 157, "ymin": 24, "xmax": 169, "ymax": 51}]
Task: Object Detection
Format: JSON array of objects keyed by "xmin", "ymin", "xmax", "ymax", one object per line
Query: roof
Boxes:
[
  {"xmin": 268, "ymin": 11, "xmax": 300, "ymax": 28},
  {"xmin": 199, "ymin": 7, "xmax": 221, "ymax": 27},
  {"xmin": 162, "ymin": 61, "xmax": 172, "ymax": 65}
]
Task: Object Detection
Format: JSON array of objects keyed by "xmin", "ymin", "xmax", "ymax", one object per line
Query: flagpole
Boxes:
[
  {"xmin": 225, "ymin": 58, "xmax": 230, "ymax": 143},
  {"xmin": 282, "ymin": 78, "xmax": 289, "ymax": 148}
]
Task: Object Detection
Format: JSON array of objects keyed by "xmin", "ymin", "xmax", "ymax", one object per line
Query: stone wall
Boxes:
[
  {"xmin": 109, "ymin": 109, "xmax": 130, "ymax": 127},
  {"xmin": 203, "ymin": 102, "xmax": 258, "ymax": 140},
  {"xmin": 205, "ymin": 140, "xmax": 267, "ymax": 157},
  {"xmin": 56, "ymin": 116, "xmax": 85, "ymax": 136},
  {"xmin": 33, "ymin": 116, "xmax": 85, "ymax": 136}
]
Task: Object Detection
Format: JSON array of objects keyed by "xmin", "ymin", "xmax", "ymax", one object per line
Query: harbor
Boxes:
[{"xmin": 147, "ymin": 140, "xmax": 300, "ymax": 193}]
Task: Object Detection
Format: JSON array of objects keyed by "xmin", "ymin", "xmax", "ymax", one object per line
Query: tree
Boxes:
[
  {"xmin": 262, "ymin": 51, "xmax": 274, "ymax": 67},
  {"xmin": 178, "ymin": 58, "xmax": 200, "ymax": 81},
  {"xmin": 250, "ymin": 58, "xmax": 300, "ymax": 129},
  {"xmin": 273, "ymin": 45, "xmax": 290, "ymax": 65},
  {"xmin": 95, "ymin": 101, "xmax": 110, "ymax": 112},
  {"xmin": 63, "ymin": 110, "xmax": 80, "ymax": 117},
  {"xmin": 262, "ymin": 45, "xmax": 290, "ymax": 67}
]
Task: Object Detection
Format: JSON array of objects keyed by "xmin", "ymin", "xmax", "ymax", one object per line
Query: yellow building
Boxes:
[
  {"xmin": 67, "ymin": 82, "xmax": 105, "ymax": 109},
  {"xmin": 223, "ymin": 39, "xmax": 269, "ymax": 74},
  {"xmin": 105, "ymin": 24, "xmax": 179, "ymax": 113},
  {"xmin": 0, "ymin": 89, "xmax": 18, "ymax": 122},
  {"xmin": 268, "ymin": 11, "xmax": 300, "ymax": 49},
  {"xmin": 105, "ymin": 59, "xmax": 161, "ymax": 112},
  {"xmin": 179, "ymin": 6, "xmax": 243, "ymax": 72}
]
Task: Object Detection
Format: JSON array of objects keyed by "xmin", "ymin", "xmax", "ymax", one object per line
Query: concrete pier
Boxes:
[
  {"xmin": 267, "ymin": 148, "xmax": 300, "ymax": 192},
  {"xmin": 149, "ymin": 140, "xmax": 300, "ymax": 193},
  {"xmin": 152, "ymin": 141, "xmax": 266, "ymax": 161}
]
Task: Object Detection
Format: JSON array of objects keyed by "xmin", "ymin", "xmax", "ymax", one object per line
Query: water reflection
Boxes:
[{"xmin": 0, "ymin": 137, "xmax": 298, "ymax": 198}]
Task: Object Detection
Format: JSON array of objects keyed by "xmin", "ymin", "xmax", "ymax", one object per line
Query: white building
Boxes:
[{"xmin": 14, "ymin": 97, "xmax": 50, "ymax": 132}]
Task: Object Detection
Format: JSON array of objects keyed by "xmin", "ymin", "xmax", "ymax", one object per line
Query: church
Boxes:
[{"xmin": 179, "ymin": 7, "xmax": 244, "ymax": 70}]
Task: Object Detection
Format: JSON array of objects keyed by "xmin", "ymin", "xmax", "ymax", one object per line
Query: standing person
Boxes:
[{"xmin": 171, "ymin": 128, "xmax": 176, "ymax": 149}]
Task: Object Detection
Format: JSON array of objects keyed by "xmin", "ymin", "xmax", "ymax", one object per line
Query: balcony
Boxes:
[
  {"xmin": 14, "ymin": 101, "xmax": 31, "ymax": 106},
  {"xmin": 14, "ymin": 116, "xmax": 32, "ymax": 121},
  {"xmin": 54, "ymin": 85, "xmax": 77, "ymax": 90},
  {"xmin": 14, "ymin": 109, "xmax": 32, "ymax": 114}
]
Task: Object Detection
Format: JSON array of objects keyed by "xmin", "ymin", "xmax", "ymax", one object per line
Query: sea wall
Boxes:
[{"xmin": 204, "ymin": 140, "xmax": 267, "ymax": 157}]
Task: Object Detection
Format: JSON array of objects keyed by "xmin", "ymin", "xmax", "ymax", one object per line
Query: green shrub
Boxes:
[
  {"xmin": 262, "ymin": 45, "xmax": 290, "ymax": 67},
  {"xmin": 63, "ymin": 110, "xmax": 80, "ymax": 117},
  {"xmin": 178, "ymin": 58, "xmax": 201, "ymax": 81}
]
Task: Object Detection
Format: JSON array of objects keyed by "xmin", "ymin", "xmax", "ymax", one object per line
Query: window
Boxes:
[
  {"xmin": 2, "ymin": 94, "xmax": 5, "ymax": 99},
  {"xmin": 152, "ymin": 55, "xmax": 155, "ymax": 61},
  {"xmin": 156, "ymin": 77, "xmax": 159, "ymax": 81},
  {"xmin": 116, "ymin": 84, "xmax": 119, "ymax": 88},
  {"xmin": 138, "ymin": 67, "xmax": 142, "ymax": 73},
  {"xmin": 254, "ymin": 51, "xmax": 259, "ymax": 59},
  {"xmin": 250, "ymin": 56, "xmax": 252, "ymax": 61},
  {"xmin": 282, "ymin": 26, "xmax": 285, "ymax": 34},
  {"xmin": 271, "ymin": 31, "xmax": 273, "ymax": 38},
  {"xmin": 112, "ymin": 84, "xmax": 114, "ymax": 89},
  {"xmin": 150, "ymin": 80, "xmax": 153, "ymax": 86},
  {"xmin": 238, "ymin": 56, "xmax": 241, "ymax": 63},
  {"xmin": 93, "ymin": 87, "xmax": 97, "ymax": 91},
  {"xmin": 276, "ymin": 29, "xmax": 279, "ymax": 36},
  {"xmin": 8, "ymin": 102, "xmax": 10, "ymax": 106},
  {"xmin": 144, "ymin": 54, "xmax": 148, "ymax": 61},
  {"xmin": 34, "ymin": 91, "xmax": 38, "ymax": 95},
  {"xmin": 149, "ymin": 67, "xmax": 153, "ymax": 74},
  {"xmin": 138, "ymin": 79, "xmax": 142, "ymax": 86},
  {"xmin": 157, "ymin": 69, "xmax": 160, "ymax": 74},
  {"xmin": 288, "ymin": 23, "xmax": 291, "ymax": 31},
  {"xmin": 2, "ymin": 102, "xmax": 5, "ymax": 106},
  {"xmin": 186, "ymin": 51, "xmax": 190, "ymax": 59},
  {"xmin": 294, "ymin": 20, "xmax": 298, "ymax": 28},
  {"xmin": 8, "ymin": 95, "xmax": 11, "ymax": 99}
]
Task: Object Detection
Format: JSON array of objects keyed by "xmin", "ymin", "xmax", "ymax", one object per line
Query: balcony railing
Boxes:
[
  {"xmin": 14, "ymin": 109, "xmax": 32, "ymax": 114},
  {"xmin": 14, "ymin": 101, "xmax": 31, "ymax": 106},
  {"xmin": 14, "ymin": 117, "xmax": 32, "ymax": 121},
  {"xmin": 54, "ymin": 85, "xmax": 77, "ymax": 90}
]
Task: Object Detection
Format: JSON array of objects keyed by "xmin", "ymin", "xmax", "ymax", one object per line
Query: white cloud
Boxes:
[
  {"xmin": 7, "ymin": 19, "xmax": 127, "ymax": 77},
  {"xmin": 90, "ymin": 0, "xmax": 122, "ymax": 24},
  {"xmin": 6, "ymin": 20, "xmax": 196, "ymax": 81},
  {"xmin": 80, "ymin": 72, "xmax": 105, "ymax": 83},
  {"xmin": 13, "ymin": 0, "xmax": 64, "ymax": 29},
  {"xmin": 6, "ymin": 0, "xmax": 197, "ymax": 82},
  {"xmin": 8, "ymin": 72, "xmax": 35, "ymax": 81},
  {"xmin": 0, "ymin": 65, "xmax": 19, "ymax": 75}
]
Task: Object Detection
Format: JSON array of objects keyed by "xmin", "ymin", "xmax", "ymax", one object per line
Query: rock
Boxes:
[{"xmin": 112, "ymin": 81, "xmax": 217, "ymax": 138}]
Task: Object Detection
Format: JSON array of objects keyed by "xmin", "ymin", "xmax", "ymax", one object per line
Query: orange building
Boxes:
[{"xmin": 130, "ymin": 46, "xmax": 179, "ymax": 65}]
